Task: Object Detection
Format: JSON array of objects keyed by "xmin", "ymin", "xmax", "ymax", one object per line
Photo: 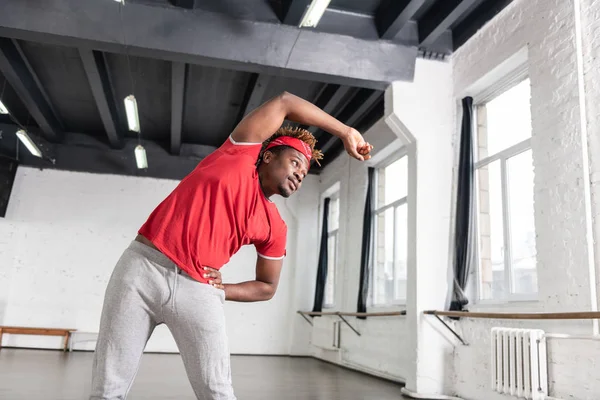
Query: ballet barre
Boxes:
[
  {"xmin": 423, "ymin": 310, "xmax": 600, "ymax": 346},
  {"xmin": 297, "ymin": 310, "xmax": 406, "ymax": 336}
]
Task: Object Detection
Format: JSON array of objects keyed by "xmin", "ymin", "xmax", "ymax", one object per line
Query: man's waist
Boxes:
[{"xmin": 135, "ymin": 234, "xmax": 160, "ymax": 251}]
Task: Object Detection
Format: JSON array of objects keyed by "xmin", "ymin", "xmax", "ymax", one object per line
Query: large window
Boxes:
[
  {"xmin": 371, "ymin": 154, "xmax": 408, "ymax": 306},
  {"xmin": 475, "ymin": 78, "xmax": 538, "ymax": 302},
  {"xmin": 323, "ymin": 187, "xmax": 340, "ymax": 308}
]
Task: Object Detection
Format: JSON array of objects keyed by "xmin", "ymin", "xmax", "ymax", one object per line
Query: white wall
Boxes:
[
  {"xmin": 451, "ymin": 0, "xmax": 600, "ymax": 399},
  {"xmin": 0, "ymin": 166, "xmax": 318, "ymax": 355},
  {"xmin": 387, "ymin": 59, "xmax": 455, "ymax": 397},
  {"xmin": 307, "ymin": 127, "xmax": 411, "ymax": 382},
  {"xmin": 580, "ymin": 0, "xmax": 600, "ymax": 320},
  {"xmin": 303, "ymin": 58, "xmax": 455, "ymax": 389}
]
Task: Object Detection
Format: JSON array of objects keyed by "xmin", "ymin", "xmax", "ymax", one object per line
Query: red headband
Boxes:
[{"xmin": 266, "ymin": 136, "xmax": 312, "ymax": 163}]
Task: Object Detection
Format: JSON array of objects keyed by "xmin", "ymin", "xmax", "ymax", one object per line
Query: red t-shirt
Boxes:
[{"xmin": 138, "ymin": 136, "xmax": 287, "ymax": 284}]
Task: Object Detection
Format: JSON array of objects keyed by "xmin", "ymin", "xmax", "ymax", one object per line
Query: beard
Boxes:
[{"xmin": 277, "ymin": 183, "xmax": 293, "ymax": 198}]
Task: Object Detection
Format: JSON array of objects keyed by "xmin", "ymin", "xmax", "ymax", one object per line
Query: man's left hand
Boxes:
[
  {"xmin": 342, "ymin": 127, "xmax": 373, "ymax": 161},
  {"xmin": 203, "ymin": 266, "xmax": 224, "ymax": 290}
]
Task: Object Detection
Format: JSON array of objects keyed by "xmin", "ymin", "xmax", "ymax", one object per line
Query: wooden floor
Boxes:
[{"xmin": 0, "ymin": 349, "xmax": 406, "ymax": 399}]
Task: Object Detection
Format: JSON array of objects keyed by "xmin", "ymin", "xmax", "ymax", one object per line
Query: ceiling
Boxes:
[{"xmin": 0, "ymin": 0, "xmax": 513, "ymax": 179}]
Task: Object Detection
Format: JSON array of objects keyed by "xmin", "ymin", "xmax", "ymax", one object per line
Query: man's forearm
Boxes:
[
  {"xmin": 280, "ymin": 92, "xmax": 351, "ymax": 139},
  {"xmin": 223, "ymin": 281, "xmax": 276, "ymax": 302}
]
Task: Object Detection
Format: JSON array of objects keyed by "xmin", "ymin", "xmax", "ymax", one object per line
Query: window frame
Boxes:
[
  {"xmin": 322, "ymin": 183, "xmax": 340, "ymax": 309},
  {"xmin": 473, "ymin": 78, "xmax": 538, "ymax": 304},
  {"xmin": 369, "ymin": 149, "xmax": 409, "ymax": 307}
]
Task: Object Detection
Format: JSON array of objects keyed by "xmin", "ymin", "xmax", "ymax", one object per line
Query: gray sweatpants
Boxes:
[{"xmin": 90, "ymin": 241, "xmax": 236, "ymax": 400}]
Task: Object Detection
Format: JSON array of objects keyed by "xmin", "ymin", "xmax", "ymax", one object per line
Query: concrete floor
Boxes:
[{"xmin": 0, "ymin": 349, "xmax": 405, "ymax": 399}]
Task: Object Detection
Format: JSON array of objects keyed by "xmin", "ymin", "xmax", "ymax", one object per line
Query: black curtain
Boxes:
[
  {"xmin": 357, "ymin": 167, "xmax": 375, "ymax": 318},
  {"xmin": 312, "ymin": 197, "xmax": 330, "ymax": 313},
  {"xmin": 450, "ymin": 96, "xmax": 476, "ymax": 312}
]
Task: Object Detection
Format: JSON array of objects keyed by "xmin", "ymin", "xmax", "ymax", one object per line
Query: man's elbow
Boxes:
[
  {"xmin": 261, "ymin": 284, "xmax": 277, "ymax": 301},
  {"xmin": 277, "ymin": 91, "xmax": 293, "ymax": 109}
]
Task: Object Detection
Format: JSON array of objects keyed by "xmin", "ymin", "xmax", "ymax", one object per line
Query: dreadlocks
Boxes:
[{"xmin": 257, "ymin": 126, "xmax": 324, "ymax": 166}]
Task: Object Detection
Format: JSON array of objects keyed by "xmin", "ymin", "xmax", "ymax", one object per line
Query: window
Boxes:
[
  {"xmin": 475, "ymin": 78, "xmax": 538, "ymax": 302},
  {"xmin": 323, "ymin": 186, "xmax": 340, "ymax": 308},
  {"xmin": 371, "ymin": 154, "xmax": 408, "ymax": 306}
]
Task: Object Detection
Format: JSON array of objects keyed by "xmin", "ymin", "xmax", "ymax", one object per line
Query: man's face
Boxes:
[{"xmin": 263, "ymin": 147, "xmax": 309, "ymax": 198}]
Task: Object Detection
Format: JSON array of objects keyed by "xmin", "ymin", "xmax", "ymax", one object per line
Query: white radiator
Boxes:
[{"xmin": 491, "ymin": 328, "xmax": 548, "ymax": 400}]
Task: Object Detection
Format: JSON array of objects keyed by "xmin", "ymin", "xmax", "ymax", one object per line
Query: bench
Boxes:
[{"xmin": 0, "ymin": 326, "xmax": 77, "ymax": 352}]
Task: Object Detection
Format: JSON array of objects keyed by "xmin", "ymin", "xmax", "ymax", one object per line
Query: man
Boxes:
[{"xmin": 90, "ymin": 91, "xmax": 373, "ymax": 399}]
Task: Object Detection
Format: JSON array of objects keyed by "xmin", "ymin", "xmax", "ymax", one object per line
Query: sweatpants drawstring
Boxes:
[{"xmin": 172, "ymin": 265, "xmax": 178, "ymax": 312}]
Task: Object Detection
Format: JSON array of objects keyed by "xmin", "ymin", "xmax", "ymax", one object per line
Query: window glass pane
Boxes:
[
  {"xmin": 480, "ymin": 79, "xmax": 532, "ymax": 159},
  {"xmin": 373, "ymin": 208, "xmax": 394, "ymax": 305},
  {"xmin": 394, "ymin": 204, "xmax": 408, "ymax": 302},
  {"xmin": 377, "ymin": 156, "xmax": 407, "ymax": 207},
  {"xmin": 507, "ymin": 150, "xmax": 537, "ymax": 295},
  {"xmin": 328, "ymin": 197, "xmax": 339, "ymax": 232},
  {"xmin": 477, "ymin": 160, "xmax": 505, "ymax": 300},
  {"xmin": 324, "ymin": 233, "xmax": 336, "ymax": 307}
]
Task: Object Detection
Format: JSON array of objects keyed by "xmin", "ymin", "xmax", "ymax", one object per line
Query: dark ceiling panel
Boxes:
[
  {"xmin": 183, "ymin": 65, "xmax": 252, "ymax": 147},
  {"xmin": 145, "ymin": 0, "xmax": 281, "ymax": 22},
  {"xmin": 262, "ymin": 76, "xmax": 325, "ymax": 109},
  {"xmin": 376, "ymin": 0, "xmax": 436, "ymax": 41},
  {"xmin": 0, "ymin": 38, "xmax": 63, "ymax": 141},
  {"xmin": 17, "ymin": 40, "xmax": 102, "ymax": 135},
  {"xmin": 0, "ymin": 0, "xmax": 515, "ymax": 176},
  {"xmin": 193, "ymin": 0, "xmax": 280, "ymax": 22},
  {"xmin": 330, "ymin": 0, "xmax": 382, "ymax": 15},
  {"xmin": 0, "ymin": 73, "xmax": 37, "ymax": 129},
  {"xmin": 315, "ymin": 9, "xmax": 379, "ymax": 40},
  {"xmin": 318, "ymin": 93, "xmax": 384, "ymax": 171},
  {"xmin": 264, "ymin": 75, "xmax": 325, "ymax": 129},
  {"xmin": 418, "ymin": 0, "xmax": 485, "ymax": 48},
  {"xmin": 452, "ymin": 0, "xmax": 513, "ymax": 51},
  {"xmin": 104, "ymin": 52, "xmax": 171, "ymax": 141}
]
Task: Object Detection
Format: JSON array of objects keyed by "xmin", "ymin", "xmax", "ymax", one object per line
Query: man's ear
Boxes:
[{"xmin": 262, "ymin": 150, "xmax": 273, "ymax": 164}]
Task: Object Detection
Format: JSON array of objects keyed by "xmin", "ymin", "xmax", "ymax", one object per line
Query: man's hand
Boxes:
[
  {"xmin": 203, "ymin": 266, "xmax": 224, "ymax": 290},
  {"xmin": 342, "ymin": 127, "xmax": 373, "ymax": 161}
]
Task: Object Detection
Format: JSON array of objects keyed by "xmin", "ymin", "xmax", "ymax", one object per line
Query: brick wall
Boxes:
[
  {"xmin": 0, "ymin": 166, "xmax": 314, "ymax": 355},
  {"xmin": 451, "ymin": 0, "xmax": 600, "ymax": 398}
]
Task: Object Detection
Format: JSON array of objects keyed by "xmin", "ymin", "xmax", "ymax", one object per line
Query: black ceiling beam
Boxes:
[
  {"xmin": 0, "ymin": 0, "xmax": 416, "ymax": 91},
  {"xmin": 375, "ymin": 0, "xmax": 436, "ymax": 40},
  {"xmin": 318, "ymin": 94, "xmax": 384, "ymax": 171},
  {"xmin": 170, "ymin": 0, "xmax": 198, "ymax": 9},
  {"xmin": 0, "ymin": 123, "xmax": 214, "ymax": 181},
  {"xmin": 0, "ymin": 38, "xmax": 63, "ymax": 142},
  {"xmin": 79, "ymin": 49, "xmax": 123, "ymax": 149},
  {"xmin": 280, "ymin": 0, "xmax": 311, "ymax": 25},
  {"xmin": 419, "ymin": 0, "xmax": 485, "ymax": 49},
  {"xmin": 318, "ymin": 90, "xmax": 383, "ymax": 155},
  {"xmin": 171, "ymin": 62, "xmax": 187, "ymax": 155},
  {"xmin": 452, "ymin": 0, "xmax": 513, "ymax": 51},
  {"xmin": 239, "ymin": 74, "xmax": 271, "ymax": 122},
  {"xmin": 308, "ymin": 86, "xmax": 354, "ymax": 135}
]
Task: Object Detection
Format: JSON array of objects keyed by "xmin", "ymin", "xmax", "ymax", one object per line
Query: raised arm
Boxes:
[{"xmin": 231, "ymin": 91, "xmax": 372, "ymax": 160}]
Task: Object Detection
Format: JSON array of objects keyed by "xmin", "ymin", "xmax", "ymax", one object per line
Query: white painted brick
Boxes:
[
  {"xmin": 0, "ymin": 166, "xmax": 314, "ymax": 355},
  {"xmin": 452, "ymin": 0, "xmax": 600, "ymax": 398}
]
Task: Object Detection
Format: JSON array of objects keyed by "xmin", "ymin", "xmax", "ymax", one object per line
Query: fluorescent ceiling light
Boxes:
[
  {"xmin": 0, "ymin": 100, "xmax": 8, "ymax": 114},
  {"xmin": 124, "ymin": 95, "xmax": 140, "ymax": 133},
  {"xmin": 16, "ymin": 130, "xmax": 42, "ymax": 158},
  {"xmin": 299, "ymin": 0, "xmax": 331, "ymax": 28},
  {"xmin": 135, "ymin": 144, "xmax": 148, "ymax": 169}
]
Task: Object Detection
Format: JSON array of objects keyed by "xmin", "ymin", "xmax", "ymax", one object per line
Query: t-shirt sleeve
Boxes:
[
  {"xmin": 255, "ymin": 222, "xmax": 287, "ymax": 260},
  {"xmin": 220, "ymin": 135, "xmax": 263, "ymax": 163}
]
